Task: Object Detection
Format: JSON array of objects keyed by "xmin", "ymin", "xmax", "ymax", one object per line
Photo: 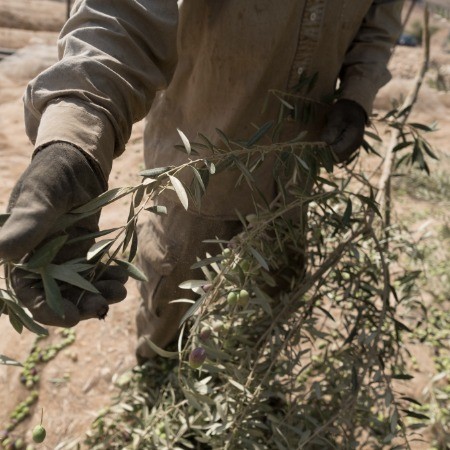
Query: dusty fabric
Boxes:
[
  {"xmin": 135, "ymin": 205, "xmax": 241, "ymax": 360},
  {"xmin": 24, "ymin": 0, "xmax": 404, "ymax": 216}
]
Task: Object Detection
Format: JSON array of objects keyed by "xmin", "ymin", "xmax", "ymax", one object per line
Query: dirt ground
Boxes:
[{"xmin": 0, "ymin": 1, "xmax": 448, "ymax": 449}]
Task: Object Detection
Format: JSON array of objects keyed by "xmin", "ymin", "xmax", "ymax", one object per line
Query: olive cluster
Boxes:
[
  {"xmin": 1, "ymin": 329, "xmax": 76, "ymax": 449},
  {"xmin": 186, "ymin": 248, "xmax": 255, "ymax": 371},
  {"xmin": 19, "ymin": 329, "xmax": 75, "ymax": 389}
]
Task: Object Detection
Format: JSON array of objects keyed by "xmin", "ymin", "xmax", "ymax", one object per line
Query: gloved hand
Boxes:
[
  {"xmin": 320, "ymin": 99, "xmax": 367, "ymax": 164},
  {"xmin": 0, "ymin": 143, "xmax": 128, "ymax": 327}
]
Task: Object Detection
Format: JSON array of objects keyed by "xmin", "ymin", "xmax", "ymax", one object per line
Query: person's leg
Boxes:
[{"xmin": 135, "ymin": 205, "xmax": 241, "ymax": 363}]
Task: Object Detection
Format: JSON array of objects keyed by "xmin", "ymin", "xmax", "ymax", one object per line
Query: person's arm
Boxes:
[
  {"xmin": 321, "ymin": 0, "xmax": 404, "ymax": 163},
  {"xmin": 0, "ymin": 0, "xmax": 179, "ymax": 327},
  {"xmin": 25, "ymin": 0, "xmax": 179, "ymax": 183},
  {"xmin": 339, "ymin": 0, "xmax": 404, "ymax": 116}
]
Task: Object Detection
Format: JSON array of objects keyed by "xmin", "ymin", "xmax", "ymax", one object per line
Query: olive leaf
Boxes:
[
  {"xmin": 71, "ymin": 187, "xmax": 135, "ymax": 214},
  {"xmin": 128, "ymin": 229, "xmax": 139, "ymax": 263},
  {"xmin": 168, "ymin": 175, "xmax": 189, "ymax": 210},
  {"xmin": 0, "ymin": 213, "xmax": 10, "ymax": 227},
  {"xmin": 0, "ymin": 354, "xmax": 22, "ymax": 367},
  {"xmin": 177, "ymin": 128, "xmax": 191, "ymax": 155},
  {"xmin": 40, "ymin": 268, "xmax": 65, "ymax": 318},
  {"xmin": 145, "ymin": 205, "xmax": 168, "ymax": 215},
  {"xmin": 66, "ymin": 228, "xmax": 120, "ymax": 245},
  {"xmin": 144, "ymin": 337, "xmax": 178, "ymax": 359},
  {"xmin": 179, "ymin": 280, "xmax": 208, "ymax": 290},
  {"xmin": 25, "ymin": 235, "xmax": 68, "ymax": 270},
  {"xmin": 112, "ymin": 259, "xmax": 148, "ymax": 282},
  {"xmin": 139, "ymin": 166, "xmax": 172, "ymax": 178},
  {"xmin": 249, "ymin": 247, "xmax": 269, "ymax": 271},
  {"xmin": 3, "ymin": 299, "xmax": 48, "ymax": 336},
  {"xmin": 46, "ymin": 264, "xmax": 99, "ymax": 294},
  {"xmin": 87, "ymin": 239, "xmax": 114, "ymax": 261},
  {"xmin": 8, "ymin": 310, "xmax": 24, "ymax": 334},
  {"xmin": 190, "ymin": 166, "xmax": 206, "ymax": 192}
]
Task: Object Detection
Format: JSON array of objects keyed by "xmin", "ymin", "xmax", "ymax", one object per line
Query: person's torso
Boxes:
[{"xmin": 144, "ymin": 0, "xmax": 373, "ymax": 218}]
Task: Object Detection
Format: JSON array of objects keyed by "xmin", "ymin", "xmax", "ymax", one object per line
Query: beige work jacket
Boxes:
[{"xmin": 24, "ymin": 0, "xmax": 404, "ymax": 219}]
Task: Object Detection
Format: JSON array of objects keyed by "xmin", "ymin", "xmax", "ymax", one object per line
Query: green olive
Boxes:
[
  {"xmin": 32, "ymin": 425, "xmax": 46, "ymax": 443},
  {"xmin": 239, "ymin": 260, "xmax": 251, "ymax": 273},
  {"xmin": 189, "ymin": 347, "xmax": 206, "ymax": 369},
  {"xmin": 227, "ymin": 291, "xmax": 238, "ymax": 305},
  {"xmin": 237, "ymin": 289, "xmax": 250, "ymax": 306}
]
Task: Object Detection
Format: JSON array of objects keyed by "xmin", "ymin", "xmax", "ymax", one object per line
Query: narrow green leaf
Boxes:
[
  {"xmin": 392, "ymin": 141, "xmax": 413, "ymax": 153},
  {"xmin": 418, "ymin": 139, "xmax": 439, "ymax": 160},
  {"xmin": 246, "ymin": 121, "xmax": 273, "ymax": 147},
  {"xmin": 295, "ymin": 155, "xmax": 310, "ymax": 172},
  {"xmin": 400, "ymin": 396, "xmax": 422, "ymax": 407},
  {"xmin": 364, "ymin": 130, "xmax": 382, "ymax": 142},
  {"xmin": 87, "ymin": 239, "xmax": 114, "ymax": 261},
  {"xmin": 190, "ymin": 167, "xmax": 206, "ymax": 192},
  {"xmin": 275, "ymin": 94, "xmax": 294, "ymax": 110},
  {"xmin": 121, "ymin": 220, "xmax": 136, "ymax": 254},
  {"xmin": 53, "ymin": 211, "xmax": 99, "ymax": 232},
  {"xmin": 355, "ymin": 194, "xmax": 381, "ymax": 217},
  {"xmin": 46, "ymin": 264, "xmax": 99, "ymax": 293},
  {"xmin": 0, "ymin": 213, "xmax": 10, "ymax": 227},
  {"xmin": 177, "ymin": 128, "xmax": 191, "ymax": 155},
  {"xmin": 249, "ymin": 247, "xmax": 270, "ymax": 271},
  {"xmin": 169, "ymin": 299, "xmax": 196, "ymax": 305},
  {"xmin": 215, "ymin": 128, "xmax": 232, "ymax": 149},
  {"xmin": 133, "ymin": 185, "xmax": 146, "ymax": 207},
  {"xmin": 400, "ymin": 409, "xmax": 429, "ymax": 420},
  {"xmin": 190, "ymin": 256, "xmax": 224, "ymax": 270},
  {"xmin": 40, "ymin": 268, "xmax": 65, "ymax": 318},
  {"xmin": 113, "ymin": 259, "xmax": 148, "ymax": 282},
  {"xmin": 342, "ymin": 199, "xmax": 352, "ymax": 226},
  {"xmin": 139, "ymin": 166, "xmax": 172, "ymax": 178},
  {"xmin": 179, "ymin": 280, "xmax": 207, "ymax": 290},
  {"xmin": 169, "ymin": 175, "xmax": 189, "ymax": 210},
  {"xmin": 198, "ymin": 133, "xmax": 214, "ymax": 150},
  {"xmin": 408, "ymin": 122, "xmax": 434, "ymax": 132},
  {"xmin": 181, "ymin": 388, "xmax": 205, "ymax": 411},
  {"xmin": 144, "ymin": 337, "xmax": 178, "ymax": 359},
  {"xmin": 0, "ymin": 354, "xmax": 23, "ymax": 367},
  {"xmin": 391, "ymin": 373, "xmax": 414, "ymax": 380},
  {"xmin": 228, "ymin": 378, "xmax": 246, "ymax": 392},
  {"xmin": 9, "ymin": 310, "xmax": 24, "ymax": 334},
  {"xmin": 62, "ymin": 261, "xmax": 95, "ymax": 273},
  {"xmin": 128, "ymin": 229, "xmax": 138, "ymax": 262},
  {"xmin": 3, "ymin": 299, "xmax": 48, "ymax": 335},
  {"xmin": 145, "ymin": 205, "xmax": 168, "ymax": 215},
  {"xmin": 234, "ymin": 159, "xmax": 255, "ymax": 184},
  {"xmin": 66, "ymin": 228, "xmax": 119, "ymax": 245},
  {"xmin": 180, "ymin": 296, "xmax": 204, "ymax": 325},
  {"xmin": 72, "ymin": 187, "xmax": 135, "ymax": 214},
  {"xmin": 26, "ymin": 235, "xmax": 68, "ymax": 270}
]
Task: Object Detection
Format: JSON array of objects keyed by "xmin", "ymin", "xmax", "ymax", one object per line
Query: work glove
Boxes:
[
  {"xmin": 0, "ymin": 143, "xmax": 128, "ymax": 327},
  {"xmin": 320, "ymin": 99, "xmax": 367, "ymax": 164}
]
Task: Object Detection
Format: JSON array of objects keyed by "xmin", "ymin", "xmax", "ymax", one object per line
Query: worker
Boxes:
[{"xmin": 0, "ymin": 1, "xmax": 404, "ymax": 363}]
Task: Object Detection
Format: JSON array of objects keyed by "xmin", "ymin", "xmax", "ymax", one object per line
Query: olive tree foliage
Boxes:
[
  {"xmin": 0, "ymin": 12, "xmax": 437, "ymax": 450},
  {"xmin": 1, "ymin": 86, "xmax": 436, "ymax": 450},
  {"xmin": 73, "ymin": 90, "xmax": 434, "ymax": 449},
  {"xmin": 0, "ymin": 102, "xmax": 435, "ymax": 449}
]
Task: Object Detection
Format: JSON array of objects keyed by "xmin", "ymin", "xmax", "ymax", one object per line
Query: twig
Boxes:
[{"xmin": 376, "ymin": 5, "xmax": 431, "ymax": 236}]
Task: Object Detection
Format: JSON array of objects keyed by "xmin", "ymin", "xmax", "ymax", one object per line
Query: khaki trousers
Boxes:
[{"xmin": 135, "ymin": 204, "xmax": 241, "ymax": 362}]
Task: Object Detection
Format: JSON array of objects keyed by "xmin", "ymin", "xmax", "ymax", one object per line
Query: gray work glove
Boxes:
[
  {"xmin": 320, "ymin": 99, "xmax": 367, "ymax": 164},
  {"xmin": 0, "ymin": 143, "xmax": 128, "ymax": 327}
]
